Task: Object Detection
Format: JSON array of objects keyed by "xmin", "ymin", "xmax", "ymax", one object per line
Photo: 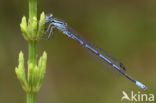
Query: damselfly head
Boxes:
[{"xmin": 45, "ymin": 14, "xmax": 53, "ymax": 22}]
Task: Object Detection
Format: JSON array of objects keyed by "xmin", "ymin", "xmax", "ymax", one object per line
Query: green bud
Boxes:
[
  {"xmin": 20, "ymin": 16, "xmax": 29, "ymax": 40},
  {"xmin": 38, "ymin": 51, "xmax": 47, "ymax": 87},
  {"xmin": 31, "ymin": 17, "xmax": 37, "ymax": 38},
  {"xmin": 32, "ymin": 65, "xmax": 39, "ymax": 89},
  {"xmin": 15, "ymin": 51, "xmax": 28, "ymax": 91},
  {"xmin": 28, "ymin": 63, "xmax": 33, "ymax": 91},
  {"xmin": 38, "ymin": 12, "xmax": 45, "ymax": 37}
]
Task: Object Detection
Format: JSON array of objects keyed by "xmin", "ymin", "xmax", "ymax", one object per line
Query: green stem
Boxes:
[
  {"xmin": 26, "ymin": 93, "xmax": 36, "ymax": 103},
  {"xmin": 29, "ymin": 0, "xmax": 37, "ymax": 21},
  {"xmin": 16, "ymin": 0, "xmax": 46, "ymax": 102},
  {"xmin": 27, "ymin": 0, "xmax": 37, "ymax": 103},
  {"xmin": 28, "ymin": 41, "xmax": 37, "ymax": 65}
]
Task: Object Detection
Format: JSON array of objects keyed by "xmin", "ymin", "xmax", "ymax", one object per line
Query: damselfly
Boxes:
[{"xmin": 43, "ymin": 14, "xmax": 147, "ymax": 91}]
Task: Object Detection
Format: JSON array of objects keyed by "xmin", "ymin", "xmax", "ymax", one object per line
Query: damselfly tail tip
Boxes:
[{"xmin": 136, "ymin": 81, "xmax": 147, "ymax": 91}]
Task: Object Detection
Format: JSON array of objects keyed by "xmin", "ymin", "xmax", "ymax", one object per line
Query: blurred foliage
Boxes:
[{"xmin": 0, "ymin": 0, "xmax": 156, "ymax": 103}]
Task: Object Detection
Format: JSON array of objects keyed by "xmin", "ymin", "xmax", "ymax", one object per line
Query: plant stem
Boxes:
[
  {"xmin": 27, "ymin": 93, "xmax": 36, "ymax": 103},
  {"xmin": 16, "ymin": 0, "xmax": 46, "ymax": 102},
  {"xmin": 28, "ymin": 41, "xmax": 37, "ymax": 65},
  {"xmin": 29, "ymin": 0, "xmax": 37, "ymax": 21},
  {"xmin": 27, "ymin": 0, "xmax": 37, "ymax": 103}
]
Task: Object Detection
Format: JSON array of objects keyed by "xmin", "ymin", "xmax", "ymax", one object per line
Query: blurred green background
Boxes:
[{"xmin": 0, "ymin": 0, "xmax": 156, "ymax": 103}]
